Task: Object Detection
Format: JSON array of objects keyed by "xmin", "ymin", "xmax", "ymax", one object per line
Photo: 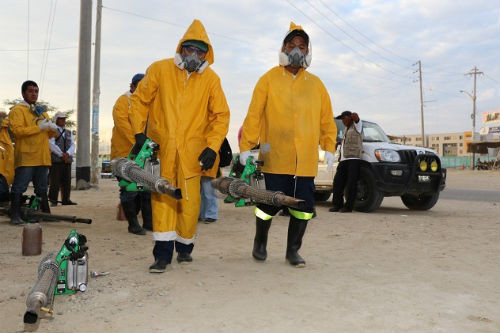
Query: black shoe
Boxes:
[
  {"xmin": 128, "ymin": 224, "xmax": 146, "ymax": 235},
  {"xmin": 149, "ymin": 259, "xmax": 168, "ymax": 273},
  {"xmin": 123, "ymin": 199, "xmax": 146, "ymax": 235},
  {"xmin": 50, "ymin": 200, "xmax": 58, "ymax": 207},
  {"xmin": 61, "ymin": 200, "xmax": 77, "ymax": 205},
  {"xmin": 252, "ymin": 217, "xmax": 272, "ymax": 261},
  {"xmin": 339, "ymin": 207, "xmax": 352, "ymax": 213},
  {"xmin": 286, "ymin": 217, "xmax": 308, "ymax": 268},
  {"xmin": 329, "ymin": 206, "xmax": 342, "ymax": 212},
  {"xmin": 176, "ymin": 252, "xmax": 193, "ymax": 264},
  {"xmin": 203, "ymin": 218, "xmax": 217, "ymax": 224},
  {"xmin": 9, "ymin": 193, "xmax": 26, "ymax": 225}
]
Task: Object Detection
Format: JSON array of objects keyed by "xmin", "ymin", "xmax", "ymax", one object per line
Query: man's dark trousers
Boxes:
[
  {"xmin": 48, "ymin": 162, "xmax": 72, "ymax": 203},
  {"xmin": 332, "ymin": 159, "xmax": 361, "ymax": 210}
]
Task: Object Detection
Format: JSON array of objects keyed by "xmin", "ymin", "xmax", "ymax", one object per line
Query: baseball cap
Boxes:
[
  {"xmin": 335, "ymin": 111, "xmax": 352, "ymax": 120},
  {"xmin": 54, "ymin": 111, "xmax": 67, "ymax": 120},
  {"xmin": 131, "ymin": 73, "xmax": 145, "ymax": 85}
]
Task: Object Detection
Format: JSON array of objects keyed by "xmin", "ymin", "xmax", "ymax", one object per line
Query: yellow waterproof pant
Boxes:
[{"xmin": 151, "ymin": 163, "xmax": 201, "ymax": 245}]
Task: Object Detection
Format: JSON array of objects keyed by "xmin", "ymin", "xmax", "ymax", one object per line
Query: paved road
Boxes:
[{"xmin": 441, "ymin": 188, "xmax": 500, "ymax": 202}]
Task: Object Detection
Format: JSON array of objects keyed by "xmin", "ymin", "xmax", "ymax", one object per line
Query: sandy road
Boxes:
[{"xmin": 0, "ymin": 169, "xmax": 499, "ymax": 333}]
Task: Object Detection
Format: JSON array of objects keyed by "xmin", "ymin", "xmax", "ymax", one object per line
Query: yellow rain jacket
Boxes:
[
  {"xmin": 129, "ymin": 19, "xmax": 230, "ymax": 180},
  {"xmin": 9, "ymin": 102, "xmax": 55, "ymax": 168},
  {"xmin": 240, "ymin": 24, "xmax": 337, "ymax": 177},
  {"xmin": 0, "ymin": 118, "xmax": 15, "ymax": 184},
  {"xmin": 110, "ymin": 91, "xmax": 134, "ymax": 160}
]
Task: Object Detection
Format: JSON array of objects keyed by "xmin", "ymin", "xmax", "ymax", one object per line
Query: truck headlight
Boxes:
[
  {"xmin": 430, "ymin": 160, "xmax": 438, "ymax": 172},
  {"xmin": 419, "ymin": 160, "xmax": 428, "ymax": 171},
  {"xmin": 374, "ymin": 149, "xmax": 401, "ymax": 162}
]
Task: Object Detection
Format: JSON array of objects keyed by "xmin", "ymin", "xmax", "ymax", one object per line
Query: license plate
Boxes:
[{"xmin": 418, "ymin": 175, "xmax": 430, "ymax": 183}]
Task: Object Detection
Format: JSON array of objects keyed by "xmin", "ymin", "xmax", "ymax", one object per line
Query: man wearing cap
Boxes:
[
  {"xmin": 48, "ymin": 111, "xmax": 76, "ymax": 206},
  {"xmin": 8, "ymin": 80, "xmax": 58, "ymax": 224},
  {"xmin": 329, "ymin": 111, "xmax": 362, "ymax": 213},
  {"xmin": 110, "ymin": 73, "xmax": 151, "ymax": 236},
  {"xmin": 129, "ymin": 19, "xmax": 230, "ymax": 273},
  {"xmin": 239, "ymin": 22, "xmax": 337, "ymax": 267}
]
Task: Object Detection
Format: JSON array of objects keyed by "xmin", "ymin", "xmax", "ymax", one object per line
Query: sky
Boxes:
[{"xmin": 1, "ymin": 0, "xmax": 499, "ymax": 153}]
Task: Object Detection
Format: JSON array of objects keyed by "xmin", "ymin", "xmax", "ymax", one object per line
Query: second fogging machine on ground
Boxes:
[{"xmin": 24, "ymin": 229, "xmax": 89, "ymax": 328}]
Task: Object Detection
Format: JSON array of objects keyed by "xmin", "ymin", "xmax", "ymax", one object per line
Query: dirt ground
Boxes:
[{"xmin": 0, "ymin": 169, "xmax": 499, "ymax": 333}]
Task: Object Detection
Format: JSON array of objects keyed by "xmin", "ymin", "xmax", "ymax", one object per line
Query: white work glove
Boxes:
[
  {"xmin": 324, "ymin": 151, "xmax": 335, "ymax": 172},
  {"xmin": 239, "ymin": 150, "xmax": 251, "ymax": 166},
  {"xmin": 38, "ymin": 119, "xmax": 49, "ymax": 130},
  {"xmin": 48, "ymin": 121, "xmax": 58, "ymax": 132}
]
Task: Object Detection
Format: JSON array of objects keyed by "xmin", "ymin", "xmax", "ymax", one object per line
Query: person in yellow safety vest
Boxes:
[
  {"xmin": 0, "ymin": 112, "xmax": 15, "ymax": 204},
  {"xmin": 129, "ymin": 19, "xmax": 230, "ymax": 273},
  {"xmin": 110, "ymin": 73, "xmax": 152, "ymax": 235},
  {"xmin": 8, "ymin": 80, "xmax": 58, "ymax": 225},
  {"xmin": 239, "ymin": 22, "xmax": 337, "ymax": 267}
]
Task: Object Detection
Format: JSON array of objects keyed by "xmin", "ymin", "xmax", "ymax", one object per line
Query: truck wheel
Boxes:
[
  {"xmin": 401, "ymin": 192, "xmax": 439, "ymax": 210},
  {"xmin": 314, "ymin": 191, "xmax": 331, "ymax": 202},
  {"xmin": 354, "ymin": 167, "xmax": 383, "ymax": 212}
]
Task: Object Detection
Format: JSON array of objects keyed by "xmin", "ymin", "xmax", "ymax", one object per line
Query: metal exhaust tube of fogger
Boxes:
[
  {"xmin": 111, "ymin": 158, "xmax": 182, "ymax": 199},
  {"xmin": 24, "ymin": 253, "xmax": 59, "ymax": 325},
  {"xmin": 211, "ymin": 177, "xmax": 306, "ymax": 209}
]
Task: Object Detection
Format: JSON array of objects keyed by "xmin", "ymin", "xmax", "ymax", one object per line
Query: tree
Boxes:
[{"xmin": 3, "ymin": 99, "xmax": 76, "ymax": 129}]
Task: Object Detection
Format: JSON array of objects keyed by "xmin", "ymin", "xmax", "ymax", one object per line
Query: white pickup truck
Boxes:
[{"xmin": 315, "ymin": 119, "xmax": 447, "ymax": 212}]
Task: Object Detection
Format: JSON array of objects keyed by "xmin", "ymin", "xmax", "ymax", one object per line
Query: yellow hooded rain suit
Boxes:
[
  {"xmin": 8, "ymin": 102, "xmax": 55, "ymax": 169},
  {"xmin": 0, "ymin": 118, "xmax": 15, "ymax": 185},
  {"xmin": 129, "ymin": 19, "xmax": 230, "ymax": 244},
  {"xmin": 239, "ymin": 23, "xmax": 337, "ymax": 178},
  {"xmin": 110, "ymin": 91, "xmax": 134, "ymax": 160}
]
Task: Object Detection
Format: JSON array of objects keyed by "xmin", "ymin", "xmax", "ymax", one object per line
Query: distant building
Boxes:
[{"xmin": 391, "ymin": 131, "xmax": 476, "ymax": 157}]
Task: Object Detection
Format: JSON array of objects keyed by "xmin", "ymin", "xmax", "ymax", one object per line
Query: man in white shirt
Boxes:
[
  {"xmin": 330, "ymin": 111, "xmax": 363, "ymax": 213},
  {"xmin": 48, "ymin": 111, "xmax": 76, "ymax": 206}
]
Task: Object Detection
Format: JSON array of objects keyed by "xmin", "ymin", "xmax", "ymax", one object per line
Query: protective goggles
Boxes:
[{"xmin": 183, "ymin": 45, "xmax": 207, "ymax": 56}]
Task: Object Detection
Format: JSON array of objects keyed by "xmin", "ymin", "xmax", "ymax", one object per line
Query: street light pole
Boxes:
[{"xmin": 462, "ymin": 66, "xmax": 483, "ymax": 170}]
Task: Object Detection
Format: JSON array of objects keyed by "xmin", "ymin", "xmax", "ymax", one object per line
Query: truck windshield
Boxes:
[{"xmin": 335, "ymin": 119, "xmax": 390, "ymax": 143}]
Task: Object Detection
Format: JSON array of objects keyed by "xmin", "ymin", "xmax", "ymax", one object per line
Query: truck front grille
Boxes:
[{"xmin": 398, "ymin": 150, "xmax": 417, "ymax": 164}]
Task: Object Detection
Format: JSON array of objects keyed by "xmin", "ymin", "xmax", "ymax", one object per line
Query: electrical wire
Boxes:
[
  {"xmin": 27, "ymin": 0, "xmax": 30, "ymax": 79},
  {"xmin": 284, "ymin": 0, "xmax": 413, "ymax": 80},
  {"xmin": 317, "ymin": 0, "xmax": 412, "ymax": 63},
  {"xmin": 306, "ymin": 0, "xmax": 410, "ymax": 69},
  {"xmin": 40, "ymin": 0, "xmax": 58, "ymax": 94},
  {"xmin": 0, "ymin": 46, "xmax": 76, "ymax": 52}
]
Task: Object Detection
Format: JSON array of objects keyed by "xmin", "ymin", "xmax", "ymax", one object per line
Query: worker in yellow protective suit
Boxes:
[
  {"xmin": 129, "ymin": 19, "xmax": 230, "ymax": 273},
  {"xmin": 0, "ymin": 112, "xmax": 14, "ymax": 204},
  {"xmin": 239, "ymin": 22, "xmax": 337, "ymax": 267},
  {"xmin": 110, "ymin": 73, "xmax": 152, "ymax": 235},
  {"xmin": 8, "ymin": 80, "xmax": 58, "ymax": 225}
]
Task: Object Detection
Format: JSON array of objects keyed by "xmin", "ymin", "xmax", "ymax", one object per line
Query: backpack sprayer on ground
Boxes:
[{"xmin": 24, "ymin": 229, "xmax": 88, "ymax": 329}]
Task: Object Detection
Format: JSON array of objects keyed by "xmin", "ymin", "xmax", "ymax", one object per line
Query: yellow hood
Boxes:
[{"xmin": 176, "ymin": 19, "xmax": 214, "ymax": 65}]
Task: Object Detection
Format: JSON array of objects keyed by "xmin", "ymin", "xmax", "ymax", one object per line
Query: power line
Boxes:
[
  {"xmin": 27, "ymin": 0, "xmax": 30, "ymax": 79},
  {"xmin": 484, "ymin": 73, "xmax": 499, "ymax": 84},
  {"xmin": 306, "ymin": 0, "xmax": 410, "ymax": 69},
  {"xmin": 317, "ymin": 0, "xmax": 412, "ymax": 63},
  {"xmin": 0, "ymin": 46, "xmax": 76, "ymax": 52},
  {"xmin": 40, "ymin": 0, "xmax": 58, "ymax": 94},
  {"xmin": 102, "ymin": 6, "xmax": 252, "ymax": 45},
  {"xmin": 284, "ymin": 0, "xmax": 413, "ymax": 81}
]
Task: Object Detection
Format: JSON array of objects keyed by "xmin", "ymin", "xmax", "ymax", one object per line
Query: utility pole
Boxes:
[
  {"xmin": 76, "ymin": 0, "xmax": 92, "ymax": 190},
  {"xmin": 90, "ymin": 0, "xmax": 102, "ymax": 185},
  {"xmin": 462, "ymin": 66, "xmax": 483, "ymax": 170},
  {"xmin": 414, "ymin": 60, "xmax": 425, "ymax": 147}
]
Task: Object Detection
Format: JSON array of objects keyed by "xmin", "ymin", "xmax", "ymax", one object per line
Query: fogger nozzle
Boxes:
[
  {"xmin": 111, "ymin": 158, "xmax": 182, "ymax": 199},
  {"xmin": 211, "ymin": 177, "xmax": 306, "ymax": 209}
]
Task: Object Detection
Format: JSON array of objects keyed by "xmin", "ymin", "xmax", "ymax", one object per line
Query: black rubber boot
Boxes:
[
  {"xmin": 140, "ymin": 192, "xmax": 153, "ymax": 231},
  {"xmin": 9, "ymin": 193, "xmax": 26, "ymax": 225},
  {"xmin": 286, "ymin": 216, "xmax": 308, "ymax": 267},
  {"xmin": 122, "ymin": 199, "xmax": 146, "ymax": 235},
  {"xmin": 252, "ymin": 217, "xmax": 272, "ymax": 261}
]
